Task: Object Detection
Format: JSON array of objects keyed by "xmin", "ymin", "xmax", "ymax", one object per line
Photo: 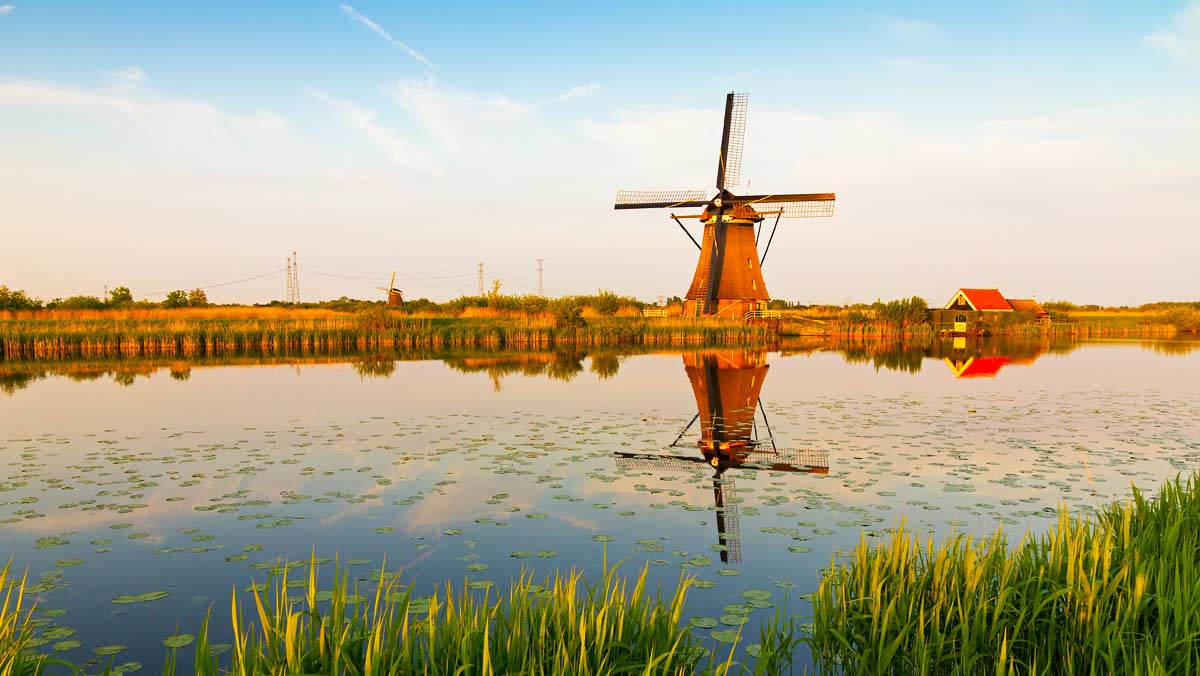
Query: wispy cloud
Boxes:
[
  {"xmin": 306, "ymin": 88, "xmax": 433, "ymax": 173},
  {"xmin": 340, "ymin": 4, "xmax": 436, "ymax": 70},
  {"xmin": 0, "ymin": 79, "xmax": 289, "ymax": 153},
  {"xmin": 112, "ymin": 66, "xmax": 147, "ymax": 82},
  {"xmin": 0, "ymin": 5, "xmax": 14, "ymax": 18},
  {"xmin": 545, "ymin": 82, "xmax": 602, "ymax": 103},
  {"xmin": 1145, "ymin": 1, "xmax": 1200, "ymax": 63},
  {"xmin": 389, "ymin": 77, "xmax": 529, "ymax": 147},
  {"xmin": 888, "ymin": 18, "xmax": 940, "ymax": 35},
  {"xmin": 388, "ymin": 78, "xmax": 602, "ymax": 147}
]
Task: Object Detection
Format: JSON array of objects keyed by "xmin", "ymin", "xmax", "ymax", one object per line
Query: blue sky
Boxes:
[{"xmin": 2, "ymin": 1, "xmax": 1198, "ymax": 304}]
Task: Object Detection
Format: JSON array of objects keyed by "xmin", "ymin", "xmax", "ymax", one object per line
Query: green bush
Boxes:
[{"xmin": 0, "ymin": 286, "xmax": 42, "ymax": 311}]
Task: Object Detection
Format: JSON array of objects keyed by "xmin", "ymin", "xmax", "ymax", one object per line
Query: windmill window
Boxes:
[
  {"xmin": 752, "ymin": 279, "xmax": 757, "ymax": 290},
  {"xmin": 746, "ymin": 257, "xmax": 753, "ymax": 270}
]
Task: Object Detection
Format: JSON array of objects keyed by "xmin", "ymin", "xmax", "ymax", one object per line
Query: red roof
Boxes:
[
  {"xmin": 957, "ymin": 356, "xmax": 1010, "ymax": 378},
  {"xmin": 957, "ymin": 288, "xmax": 1012, "ymax": 311}
]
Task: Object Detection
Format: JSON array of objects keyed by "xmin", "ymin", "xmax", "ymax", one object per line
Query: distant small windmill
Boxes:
[
  {"xmin": 614, "ymin": 93, "xmax": 836, "ymax": 317},
  {"xmin": 377, "ymin": 272, "xmax": 403, "ymax": 307}
]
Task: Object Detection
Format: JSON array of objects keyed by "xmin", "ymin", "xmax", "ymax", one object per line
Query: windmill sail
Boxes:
[
  {"xmin": 611, "ymin": 92, "xmax": 835, "ymax": 316},
  {"xmin": 730, "ymin": 193, "xmax": 836, "ymax": 219},
  {"xmin": 614, "ymin": 190, "xmax": 709, "ymax": 210},
  {"xmin": 717, "ymin": 92, "xmax": 748, "ymax": 190}
]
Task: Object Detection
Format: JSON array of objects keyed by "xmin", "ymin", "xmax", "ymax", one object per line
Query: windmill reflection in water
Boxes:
[{"xmin": 615, "ymin": 350, "xmax": 828, "ymax": 563}]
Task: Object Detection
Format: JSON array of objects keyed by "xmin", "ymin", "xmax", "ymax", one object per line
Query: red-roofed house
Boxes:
[
  {"xmin": 945, "ymin": 288, "xmax": 1013, "ymax": 312},
  {"xmin": 932, "ymin": 288, "xmax": 1048, "ymax": 335}
]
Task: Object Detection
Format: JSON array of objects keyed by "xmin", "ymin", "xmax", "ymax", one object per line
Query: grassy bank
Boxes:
[
  {"xmin": 2, "ymin": 557, "xmax": 800, "ymax": 676},
  {"xmin": 808, "ymin": 472, "xmax": 1200, "ymax": 674},
  {"xmin": 0, "ymin": 309, "xmax": 774, "ymax": 360}
]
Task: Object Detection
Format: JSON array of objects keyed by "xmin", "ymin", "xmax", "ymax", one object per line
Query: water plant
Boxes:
[
  {"xmin": 808, "ymin": 472, "xmax": 1200, "ymax": 674},
  {"xmin": 162, "ymin": 554, "xmax": 800, "ymax": 675},
  {"xmin": 0, "ymin": 562, "xmax": 45, "ymax": 676},
  {"xmin": 0, "ymin": 311, "xmax": 776, "ymax": 359}
]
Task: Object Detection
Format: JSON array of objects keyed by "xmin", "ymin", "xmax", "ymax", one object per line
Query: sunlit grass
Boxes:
[
  {"xmin": 0, "ymin": 312, "xmax": 774, "ymax": 359},
  {"xmin": 0, "ymin": 562, "xmax": 45, "ymax": 676},
  {"xmin": 159, "ymin": 555, "xmax": 798, "ymax": 676},
  {"xmin": 808, "ymin": 472, "xmax": 1200, "ymax": 674}
]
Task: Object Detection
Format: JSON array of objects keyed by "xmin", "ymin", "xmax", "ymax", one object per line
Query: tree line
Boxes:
[{"xmin": 0, "ymin": 285, "xmax": 208, "ymax": 311}]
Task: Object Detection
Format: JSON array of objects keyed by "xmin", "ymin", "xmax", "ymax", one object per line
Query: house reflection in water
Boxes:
[
  {"xmin": 931, "ymin": 337, "xmax": 1051, "ymax": 379},
  {"xmin": 614, "ymin": 349, "xmax": 828, "ymax": 564}
]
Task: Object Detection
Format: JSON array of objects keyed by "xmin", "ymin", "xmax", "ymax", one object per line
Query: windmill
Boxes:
[
  {"xmin": 614, "ymin": 93, "xmax": 836, "ymax": 317},
  {"xmin": 614, "ymin": 350, "xmax": 828, "ymax": 563},
  {"xmin": 377, "ymin": 271, "xmax": 403, "ymax": 307}
]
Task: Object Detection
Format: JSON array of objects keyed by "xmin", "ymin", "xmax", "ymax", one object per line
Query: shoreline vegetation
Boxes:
[
  {"xmin": 809, "ymin": 472, "xmax": 1200, "ymax": 674},
  {"xmin": 4, "ymin": 475, "xmax": 1198, "ymax": 674},
  {"xmin": 0, "ymin": 301, "xmax": 1195, "ymax": 360},
  {"xmin": 3, "ymin": 556, "xmax": 801, "ymax": 676},
  {"xmin": 3, "ymin": 336, "xmax": 1199, "ymax": 395}
]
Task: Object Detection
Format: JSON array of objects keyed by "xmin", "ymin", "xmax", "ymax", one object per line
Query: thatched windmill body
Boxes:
[
  {"xmin": 377, "ymin": 272, "xmax": 403, "ymax": 307},
  {"xmin": 614, "ymin": 93, "xmax": 836, "ymax": 317}
]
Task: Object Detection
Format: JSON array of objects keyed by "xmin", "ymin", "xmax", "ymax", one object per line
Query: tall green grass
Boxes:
[
  {"xmin": 0, "ymin": 563, "xmax": 45, "ymax": 676},
  {"xmin": 0, "ymin": 315, "xmax": 775, "ymax": 360},
  {"xmin": 158, "ymin": 555, "xmax": 799, "ymax": 676},
  {"xmin": 808, "ymin": 473, "xmax": 1200, "ymax": 674}
]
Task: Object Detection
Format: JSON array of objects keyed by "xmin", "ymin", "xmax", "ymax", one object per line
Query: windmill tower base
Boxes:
[
  {"xmin": 683, "ymin": 298, "xmax": 766, "ymax": 318},
  {"xmin": 684, "ymin": 213, "xmax": 770, "ymax": 318}
]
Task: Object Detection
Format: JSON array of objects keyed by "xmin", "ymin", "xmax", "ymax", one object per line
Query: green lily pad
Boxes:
[
  {"xmin": 112, "ymin": 591, "xmax": 168, "ymax": 604},
  {"xmin": 711, "ymin": 629, "xmax": 740, "ymax": 643},
  {"xmin": 162, "ymin": 634, "xmax": 194, "ymax": 649},
  {"xmin": 95, "ymin": 644, "xmax": 126, "ymax": 656},
  {"xmin": 720, "ymin": 614, "xmax": 749, "ymax": 626}
]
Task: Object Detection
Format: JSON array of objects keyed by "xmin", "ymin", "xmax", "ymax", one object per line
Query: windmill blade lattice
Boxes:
[
  {"xmin": 614, "ymin": 190, "xmax": 710, "ymax": 210},
  {"xmin": 719, "ymin": 93, "xmax": 748, "ymax": 190}
]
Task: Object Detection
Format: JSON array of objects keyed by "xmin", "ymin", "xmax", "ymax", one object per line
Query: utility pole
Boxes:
[
  {"xmin": 286, "ymin": 251, "xmax": 301, "ymax": 303},
  {"xmin": 536, "ymin": 258, "xmax": 545, "ymax": 297},
  {"xmin": 477, "ymin": 262, "xmax": 484, "ymax": 296}
]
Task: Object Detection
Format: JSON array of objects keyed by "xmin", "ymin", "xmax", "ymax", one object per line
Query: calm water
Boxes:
[{"xmin": 2, "ymin": 338, "xmax": 1199, "ymax": 671}]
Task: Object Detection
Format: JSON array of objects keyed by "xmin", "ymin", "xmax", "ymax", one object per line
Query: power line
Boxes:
[
  {"xmin": 306, "ymin": 269, "xmax": 475, "ymax": 282},
  {"xmin": 141, "ymin": 268, "xmax": 286, "ymax": 297}
]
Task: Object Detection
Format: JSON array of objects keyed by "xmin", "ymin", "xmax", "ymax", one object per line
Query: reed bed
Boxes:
[
  {"xmin": 164, "ymin": 555, "xmax": 800, "ymax": 676},
  {"xmin": 0, "ymin": 315, "xmax": 774, "ymax": 360},
  {"xmin": 808, "ymin": 472, "xmax": 1200, "ymax": 675},
  {"xmin": 2, "ymin": 556, "xmax": 799, "ymax": 675},
  {"xmin": 0, "ymin": 563, "xmax": 47, "ymax": 676}
]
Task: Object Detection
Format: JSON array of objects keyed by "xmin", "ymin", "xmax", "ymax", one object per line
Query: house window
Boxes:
[{"xmin": 956, "ymin": 315, "xmax": 966, "ymax": 323}]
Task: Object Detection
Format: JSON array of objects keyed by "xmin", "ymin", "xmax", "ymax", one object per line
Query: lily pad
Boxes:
[
  {"xmin": 112, "ymin": 591, "xmax": 168, "ymax": 604},
  {"xmin": 162, "ymin": 634, "xmax": 194, "ymax": 649}
]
